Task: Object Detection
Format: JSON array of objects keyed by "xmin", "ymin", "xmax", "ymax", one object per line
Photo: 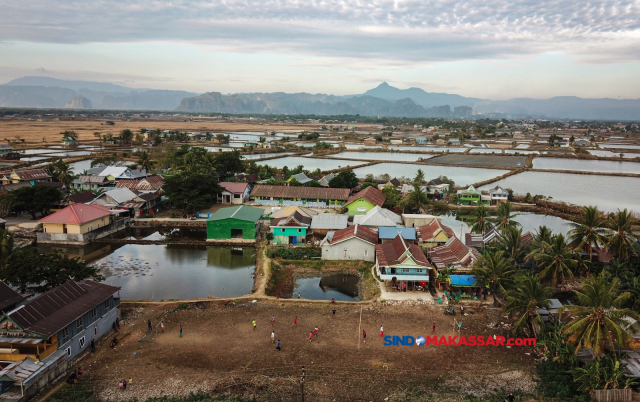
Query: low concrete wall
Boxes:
[{"xmin": 37, "ymin": 219, "xmax": 128, "ymax": 245}]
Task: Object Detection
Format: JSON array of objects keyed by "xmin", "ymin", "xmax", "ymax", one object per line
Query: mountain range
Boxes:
[{"xmin": 1, "ymin": 77, "xmax": 639, "ymax": 120}]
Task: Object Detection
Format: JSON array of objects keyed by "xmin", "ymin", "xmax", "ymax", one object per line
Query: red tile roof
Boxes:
[
  {"xmin": 345, "ymin": 186, "xmax": 386, "ymax": 208},
  {"xmin": 329, "ymin": 224, "xmax": 378, "ymax": 245},
  {"xmin": 429, "ymin": 237, "xmax": 480, "ymax": 270},
  {"xmin": 219, "ymin": 182, "xmax": 249, "ymax": 194},
  {"xmin": 39, "ymin": 203, "xmax": 111, "ymax": 225},
  {"xmin": 418, "ymin": 220, "xmax": 455, "ymax": 242},
  {"xmin": 271, "ymin": 212, "xmax": 311, "ymax": 227},
  {"xmin": 251, "ymin": 185, "xmax": 350, "ymax": 201},
  {"xmin": 375, "ymin": 235, "xmax": 431, "ymax": 268}
]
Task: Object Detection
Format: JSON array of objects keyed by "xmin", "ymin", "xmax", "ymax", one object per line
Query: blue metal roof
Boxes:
[
  {"xmin": 377, "ymin": 227, "xmax": 416, "ymax": 240},
  {"xmin": 448, "ymin": 275, "xmax": 477, "ymax": 287}
]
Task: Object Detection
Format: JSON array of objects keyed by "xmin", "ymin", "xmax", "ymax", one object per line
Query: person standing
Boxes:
[
  {"xmin": 252, "ymin": 319, "xmax": 257, "ymax": 330},
  {"xmin": 147, "ymin": 319, "xmax": 152, "ymax": 332},
  {"xmin": 160, "ymin": 321, "xmax": 165, "ymax": 333},
  {"xmin": 271, "ymin": 315, "xmax": 276, "ymax": 327},
  {"xmin": 332, "ymin": 309, "xmax": 336, "ymax": 318},
  {"xmin": 90, "ymin": 339, "xmax": 96, "ymax": 353},
  {"xmin": 179, "ymin": 325, "xmax": 183, "ymax": 338},
  {"xmin": 293, "ymin": 316, "xmax": 298, "ymax": 326},
  {"xmin": 506, "ymin": 392, "xmax": 515, "ymax": 402},
  {"xmin": 122, "ymin": 379, "xmax": 127, "ymax": 391},
  {"xmin": 309, "ymin": 331, "xmax": 313, "ymax": 342},
  {"xmin": 313, "ymin": 326, "xmax": 319, "ymax": 337},
  {"xmin": 362, "ymin": 329, "xmax": 367, "ymax": 343},
  {"xmin": 297, "ymin": 293, "xmax": 301, "ymax": 299},
  {"xmin": 380, "ymin": 325, "xmax": 384, "ymax": 338},
  {"xmin": 276, "ymin": 339, "xmax": 281, "ymax": 351},
  {"xmin": 432, "ymin": 322, "xmax": 436, "ymax": 334},
  {"xmin": 271, "ymin": 331, "xmax": 275, "ymax": 343}
]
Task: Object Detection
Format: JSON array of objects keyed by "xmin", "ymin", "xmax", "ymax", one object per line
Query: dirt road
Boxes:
[{"xmin": 76, "ymin": 301, "xmax": 536, "ymax": 402}]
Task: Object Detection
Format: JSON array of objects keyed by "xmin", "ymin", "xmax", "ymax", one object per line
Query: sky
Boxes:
[{"xmin": 1, "ymin": 0, "xmax": 640, "ymax": 100}]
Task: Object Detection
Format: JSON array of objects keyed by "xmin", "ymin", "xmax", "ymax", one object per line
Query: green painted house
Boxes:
[
  {"xmin": 456, "ymin": 186, "xmax": 490, "ymax": 205},
  {"xmin": 269, "ymin": 211, "xmax": 311, "ymax": 245},
  {"xmin": 344, "ymin": 186, "xmax": 386, "ymax": 216},
  {"xmin": 206, "ymin": 205, "xmax": 264, "ymax": 240}
]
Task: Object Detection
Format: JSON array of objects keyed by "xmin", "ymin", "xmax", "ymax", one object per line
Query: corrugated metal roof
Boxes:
[
  {"xmin": 353, "ymin": 206, "xmax": 402, "ymax": 227},
  {"xmin": 219, "ymin": 182, "xmax": 249, "ymax": 194},
  {"xmin": 0, "ymin": 282, "xmax": 24, "ymax": 312},
  {"xmin": 39, "ymin": 203, "xmax": 112, "ymax": 225},
  {"xmin": 251, "ymin": 185, "xmax": 350, "ymax": 201},
  {"xmin": 310, "ymin": 214, "xmax": 348, "ymax": 230},
  {"xmin": 208, "ymin": 205, "xmax": 264, "ymax": 222},
  {"xmin": 13, "ymin": 169, "xmax": 51, "ymax": 181},
  {"xmin": 0, "ymin": 357, "xmax": 43, "ymax": 383}
]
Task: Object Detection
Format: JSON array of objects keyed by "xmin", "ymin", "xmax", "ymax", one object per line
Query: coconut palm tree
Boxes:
[
  {"xmin": 500, "ymin": 226, "xmax": 525, "ymax": 263},
  {"xmin": 560, "ymin": 271, "xmax": 640, "ymax": 356},
  {"xmin": 607, "ymin": 209, "xmax": 639, "ymax": 259},
  {"xmin": 470, "ymin": 250, "xmax": 516, "ymax": 305},
  {"xmin": 49, "ymin": 158, "xmax": 73, "ymax": 188},
  {"xmin": 534, "ymin": 234, "xmax": 577, "ymax": 285},
  {"xmin": 0, "ymin": 228, "xmax": 16, "ymax": 270},
  {"xmin": 566, "ymin": 206, "xmax": 608, "ymax": 260},
  {"xmin": 414, "ymin": 168, "xmax": 425, "ymax": 185},
  {"xmin": 137, "ymin": 151, "xmax": 155, "ymax": 175},
  {"xmin": 491, "ymin": 201, "xmax": 520, "ymax": 232},
  {"xmin": 398, "ymin": 180, "xmax": 430, "ymax": 213},
  {"xmin": 525, "ymin": 226, "xmax": 554, "ymax": 261},
  {"xmin": 469, "ymin": 205, "xmax": 491, "ymax": 235},
  {"xmin": 504, "ymin": 273, "xmax": 553, "ymax": 336}
]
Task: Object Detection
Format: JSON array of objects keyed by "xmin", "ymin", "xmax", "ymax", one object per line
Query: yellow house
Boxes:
[
  {"xmin": 418, "ymin": 220, "xmax": 456, "ymax": 249},
  {"xmin": 38, "ymin": 204, "xmax": 114, "ymax": 244}
]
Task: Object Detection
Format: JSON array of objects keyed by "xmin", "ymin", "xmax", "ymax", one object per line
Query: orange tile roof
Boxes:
[
  {"xmin": 345, "ymin": 186, "xmax": 386, "ymax": 208},
  {"xmin": 39, "ymin": 203, "xmax": 111, "ymax": 225},
  {"xmin": 375, "ymin": 235, "xmax": 431, "ymax": 268},
  {"xmin": 418, "ymin": 220, "xmax": 455, "ymax": 242}
]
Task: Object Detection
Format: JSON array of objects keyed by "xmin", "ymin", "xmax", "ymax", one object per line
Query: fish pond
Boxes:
[
  {"xmin": 532, "ymin": 157, "xmax": 640, "ymax": 174},
  {"xmin": 293, "ymin": 274, "xmax": 360, "ymax": 301},
  {"xmin": 353, "ymin": 163, "xmax": 509, "ymax": 186},
  {"xmin": 256, "ymin": 156, "xmax": 366, "ymax": 171},
  {"xmin": 326, "ymin": 151, "xmax": 435, "ymax": 162}
]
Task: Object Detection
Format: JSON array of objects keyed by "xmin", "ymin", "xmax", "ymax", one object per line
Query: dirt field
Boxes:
[
  {"xmin": 0, "ymin": 120, "xmax": 380, "ymax": 145},
  {"xmin": 65, "ymin": 301, "xmax": 536, "ymax": 402}
]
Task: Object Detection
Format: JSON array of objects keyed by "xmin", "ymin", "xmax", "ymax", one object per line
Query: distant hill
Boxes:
[
  {"xmin": 0, "ymin": 77, "xmax": 198, "ymax": 110},
  {"xmin": 363, "ymin": 82, "xmax": 485, "ymax": 108},
  {"xmin": 65, "ymin": 95, "xmax": 92, "ymax": 109}
]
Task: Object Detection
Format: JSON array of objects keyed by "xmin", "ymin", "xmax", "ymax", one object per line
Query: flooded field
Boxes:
[
  {"xmin": 326, "ymin": 151, "xmax": 435, "ymax": 162},
  {"xmin": 478, "ymin": 171, "xmax": 640, "ymax": 212},
  {"xmin": 599, "ymin": 144, "xmax": 640, "ymax": 150},
  {"xmin": 469, "ymin": 148, "xmax": 504, "ymax": 154},
  {"xmin": 353, "ymin": 163, "xmax": 509, "ymax": 186},
  {"xmin": 504, "ymin": 150, "xmax": 540, "ymax": 155},
  {"xmin": 388, "ymin": 146, "xmax": 466, "ymax": 152},
  {"xmin": 533, "ymin": 157, "xmax": 640, "ymax": 174},
  {"xmin": 588, "ymin": 150, "xmax": 637, "ymax": 158},
  {"xmin": 241, "ymin": 152, "xmax": 292, "ymax": 160},
  {"xmin": 293, "ymin": 273, "xmax": 360, "ymax": 301},
  {"xmin": 343, "ymin": 144, "xmax": 383, "ymax": 149},
  {"xmin": 429, "ymin": 154, "xmax": 527, "ymax": 168},
  {"xmin": 257, "ymin": 156, "xmax": 366, "ymax": 171},
  {"xmin": 92, "ymin": 245, "xmax": 255, "ymax": 300}
]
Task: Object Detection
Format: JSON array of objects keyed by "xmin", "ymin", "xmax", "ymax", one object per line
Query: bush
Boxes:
[{"xmin": 268, "ymin": 247, "xmax": 320, "ymax": 260}]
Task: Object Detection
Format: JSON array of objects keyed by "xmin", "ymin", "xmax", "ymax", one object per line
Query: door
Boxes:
[{"xmin": 292, "ymin": 236, "xmax": 297, "ymax": 245}]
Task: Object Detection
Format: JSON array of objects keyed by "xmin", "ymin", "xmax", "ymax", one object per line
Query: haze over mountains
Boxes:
[{"xmin": 1, "ymin": 77, "xmax": 639, "ymax": 120}]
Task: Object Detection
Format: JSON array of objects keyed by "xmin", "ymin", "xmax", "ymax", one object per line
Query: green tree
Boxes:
[
  {"xmin": 3, "ymin": 249, "xmax": 103, "ymax": 293},
  {"xmin": 307, "ymin": 180, "xmax": 322, "ymax": 187},
  {"xmin": 328, "ymin": 169, "xmax": 359, "ymax": 189},
  {"xmin": 469, "ymin": 205, "xmax": 491, "ymax": 235},
  {"xmin": 606, "ymin": 208, "xmax": 639, "ymax": 259},
  {"xmin": 504, "ymin": 273, "xmax": 552, "ymax": 336},
  {"xmin": 164, "ymin": 173, "xmax": 221, "ymax": 216},
  {"xmin": 91, "ymin": 154, "xmax": 118, "ymax": 167},
  {"xmin": 414, "ymin": 168, "xmax": 425, "ymax": 185},
  {"xmin": 12, "ymin": 186, "xmax": 64, "ymax": 219},
  {"xmin": 47, "ymin": 158, "xmax": 74, "ymax": 187},
  {"xmin": 491, "ymin": 201, "xmax": 520, "ymax": 232},
  {"xmin": 560, "ymin": 271, "xmax": 640, "ymax": 356},
  {"xmin": 500, "ymin": 226, "xmax": 525, "ymax": 262},
  {"xmin": 137, "ymin": 150, "xmax": 156, "ymax": 174},
  {"xmin": 566, "ymin": 206, "xmax": 608, "ymax": 260},
  {"xmin": 0, "ymin": 228, "xmax": 15, "ymax": 270},
  {"xmin": 573, "ymin": 354, "xmax": 637, "ymax": 394},
  {"xmin": 381, "ymin": 186, "xmax": 402, "ymax": 209},
  {"xmin": 470, "ymin": 250, "xmax": 516, "ymax": 305},
  {"xmin": 214, "ymin": 150, "xmax": 244, "ymax": 180},
  {"xmin": 120, "ymin": 129, "xmax": 134, "ymax": 144},
  {"xmin": 535, "ymin": 234, "xmax": 577, "ymax": 285}
]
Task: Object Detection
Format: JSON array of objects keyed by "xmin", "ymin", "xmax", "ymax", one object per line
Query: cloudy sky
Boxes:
[{"xmin": 1, "ymin": 0, "xmax": 640, "ymax": 99}]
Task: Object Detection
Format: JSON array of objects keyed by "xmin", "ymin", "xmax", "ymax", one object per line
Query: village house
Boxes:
[
  {"xmin": 269, "ymin": 211, "xmax": 311, "ymax": 245},
  {"xmin": 384, "ymin": 178, "xmax": 401, "ymax": 189},
  {"xmin": 488, "ymin": 186, "xmax": 509, "ymax": 205},
  {"xmin": 114, "ymin": 175, "xmax": 164, "ymax": 195},
  {"xmin": 435, "ymin": 138, "xmax": 448, "ymax": 145},
  {"xmin": 456, "ymin": 186, "xmax": 489, "ymax": 205},
  {"xmin": 0, "ymin": 144, "xmax": 14, "ymax": 156},
  {"xmin": 88, "ymin": 166, "xmax": 147, "ymax": 181},
  {"xmin": 376, "ymin": 235, "xmax": 434, "ymax": 289},
  {"xmin": 0, "ymin": 280, "xmax": 120, "ymax": 363},
  {"xmin": 63, "ymin": 190, "xmax": 96, "ymax": 206},
  {"xmin": 286, "ymin": 173, "xmax": 313, "ymax": 186},
  {"xmin": 448, "ymin": 138, "xmax": 461, "ymax": 145},
  {"xmin": 402, "ymin": 214, "xmax": 441, "ymax": 228},
  {"xmin": 426, "ymin": 178, "xmax": 450, "ymax": 197},
  {"xmin": 0, "ymin": 283, "xmax": 25, "ymax": 314},
  {"xmin": 573, "ymin": 138, "xmax": 591, "ymax": 146},
  {"xmin": 418, "ymin": 220, "xmax": 456, "ymax": 249},
  {"xmin": 218, "ymin": 182, "xmax": 250, "ymax": 204},
  {"xmin": 309, "ymin": 213, "xmax": 348, "ymax": 241},
  {"xmin": 251, "ymin": 185, "xmax": 350, "ymax": 207},
  {"xmin": 1, "ymin": 169, "xmax": 51, "ymax": 185},
  {"xmin": 89, "ymin": 188, "xmax": 158, "ymax": 216},
  {"xmin": 378, "ymin": 227, "xmax": 417, "ymax": 244},
  {"xmin": 317, "ymin": 173, "xmax": 334, "ymax": 187},
  {"xmin": 428, "ymin": 237, "xmax": 480, "ymax": 272},
  {"xmin": 363, "ymin": 137, "xmax": 377, "ymax": 146},
  {"xmin": 320, "ymin": 224, "xmax": 377, "ymax": 262},
  {"xmin": 60, "ymin": 136, "xmax": 78, "ymax": 147},
  {"xmin": 70, "ymin": 175, "xmax": 114, "ymax": 192},
  {"xmin": 415, "ymin": 137, "xmax": 428, "ymax": 144},
  {"xmin": 389, "ymin": 138, "xmax": 403, "ymax": 145},
  {"xmin": 206, "ymin": 205, "xmax": 264, "ymax": 241},
  {"xmin": 354, "ymin": 206, "xmax": 403, "ymax": 228},
  {"xmin": 37, "ymin": 203, "xmax": 126, "ymax": 244},
  {"xmin": 464, "ymin": 226, "xmax": 502, "ymax": 249},
  {"xmin": 344, "ymin": 186, "xmax": 386, "ymax": 216},
  {"xmin": 269, "ymin": 206, "xmax": 317, "ymax": 220},
  {"xmin": 235, "ymin": 174, "xmax": 259, "ymax": 184}
]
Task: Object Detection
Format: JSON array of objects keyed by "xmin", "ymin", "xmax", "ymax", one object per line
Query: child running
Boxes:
[
  {"xmin": 362, "ymin": 329, "xmax": 366, "ymax": 343},
  {"xmin": 293, "ymin": 316, "xmax": 298, "ymax": 326},
  {"xmin": 271, "ymin": 331, "xmax": 275, "ymax": 343},
  {"xmin": 252, "ymin": 319, "xmax": 257, "ymax": 330},
  {"xmin": 271, "ymin": 315, "xmax": 276, "ymax": 327},
  {"xmin": 309, "ymin": 331, "xmax": 313, "ymax": 342},
  {"xmin": 380, "ymin": 325, "xmax": 384, "ymax": 337}
]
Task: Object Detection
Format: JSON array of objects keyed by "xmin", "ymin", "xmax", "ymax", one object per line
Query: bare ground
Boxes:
[{"xmin": 69, "ymin": 300, "xmax": 536, "ymax": 402}]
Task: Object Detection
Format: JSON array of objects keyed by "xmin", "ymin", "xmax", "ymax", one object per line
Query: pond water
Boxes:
[
  {"xmin": 434, "ymin": 211, "xmax": 572, "ymax": 244},
  {"xmin": 344, "ymin": 144, "xmax": 383, "ymax": 149},
  {"xmin": 114, "ymin": 227, "xmax": 207, "ymax": 241},
  {"xmin": 20, "ymin": 156, "xmax": 52, "ymax": 162},
  {"xmin": 353, "ymin": 163, "xmax": 509, "ymax": 186},
  {"xmin": 469, "ymin": 148, "xmax": 504, "ymax": 154},
  {"xmin": 92, "ymin": 245, "xmax": 255, "ymax": 300},
  {"xmin": 515, "ymin": 144, "xmax": 530, "ymax": 149},
  {"xmin": 326, "ymin": 151, "xmax": 435, "ymax": 162},
  {"xmin": 388, "ymin": 146, "xmax": 467, "ymax": 153},
  {"xmin": 295, "ymin": 142, "xmax": 338, "ymax": 148},
  {"xmin": 257, "ymin": 156, "xmax": 366, "ymax": 171},
  {"xmin": 532, "ymin": 158, "xmax": 640, "ymax": 174},
  {"xmin": 226, "ymin": 133, "xmax": 277, "ymax": 142},
  {"xmin": 478, "ymin": 171, "xmax": 640, "ymax": 212},
  {"xmin": 599, "ymin": 144, "xmax": 640, "ymax": 150},
  {"xmin": 588, "ymin": 150, "xmax": 637, "ymax": 158},
  {"xmin": 21, "ymin": 148, "xmax": 63, "ymax": 155},
  {"xmin": 241, "ymin": 152, "xmax": 292, "ymax": 160},
  {"xmin": 42, "ymin": 150, "xmax": 93, "ymax": 157},
  {"xmin": 504, "ymin": 150, "xmax": 540, "ymax": 155},
  {"xmin": 204, "ymin": 147, "xmax": 237, "ymax": 152},
  {"xmin": 293, "ymin": 274, "xmax": 360, "ymax": 301}
]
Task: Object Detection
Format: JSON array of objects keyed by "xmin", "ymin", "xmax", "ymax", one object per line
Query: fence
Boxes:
[{"xmin": 593, "ymin": 388, "xmax": 632, "ymax": 402}]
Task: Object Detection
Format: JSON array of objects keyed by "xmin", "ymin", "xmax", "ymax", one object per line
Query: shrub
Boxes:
[{"xmin": 267, "ymin": 247, "xmax": 320, "ymax": 260}]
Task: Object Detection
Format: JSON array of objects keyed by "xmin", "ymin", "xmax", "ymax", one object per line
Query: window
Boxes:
[
  {"xmin": 76, "ymin": 318, "xmax": 83, "ymax": 331},
  {"xmin": 91, "ymin": 308, "xmax": 97, "ymax": 320},
  {"xmin": 416, "ymin": 269, "xmax": 423, "ymax": 273},
  {"xmin": 62, "ymin": 328, "xmax": 70, "ymax": 343},
  {"xmin": 364, "ymin": 249, "xmax": 368, "ymax": 256},
  {"xmin": 66, "ymin": 347, "xmax": 71, "ymax": 357},
  {"xmin": 94, "ymin": 326, "xmax": 98, "ymax": 336},
  {"xmin": 79, "ymin": 336, "xmax": 85, "ymax": 348},
  {"xmin": 234, "ymin": 193, "xmax": 241, "ymax": 198},
  {"xmin": 402, "ymin": 269, "xmax": 410, "ymax": 273},
  {"xmin": 104, "ymin": 300, "xmax": 110, "ymax": 310},
  {"xmin": 297, "ymin": 229, "xmax": 302, "ymax": 233}
]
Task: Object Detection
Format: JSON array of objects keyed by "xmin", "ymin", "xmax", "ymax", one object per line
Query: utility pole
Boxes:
[{"xmin": 301, "ymin": 366, "xmax": 305, "ymax": 402}]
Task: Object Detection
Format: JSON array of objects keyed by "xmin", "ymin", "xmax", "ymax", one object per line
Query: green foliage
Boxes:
[
  {"xmin": 2, "ymin": 248, "xmax": 104, "ymax": 293},
  {"xmin": 214, "ymin": 150, "xmax": 245, "ymax": 179},
  {"xmin": 91, "ymin": 154, "xmax": 119, "ymax": 167},
  {"xmin": 267, "ymin": 247, "xmax": 320, "ymax": 260},
  {"xmin": 12, "ymin": 185, "xmax": 64, "ymax": 219},
  {"xmin": 307, "ymin": 180, "xmax": 322, "ymax": 187},
  {"xmin": 573, "ymin": 354, "xmax": 637, "ymax": 394},
  {"xmin": 313, "ymin": 141, "xmax": 332, "ymax": 152},
  {"xmin": 164, "ymin": 173, "xmax": 221, "ymax": 216},
  {"xmin": 47, "ymin": 158, "xmax": 74, "ymax": 187},
  {"xmin": 328, "ymin": 169, "xmax": 358, "ymax": 189},
  {"xmin": 359, "ymin": 182, "xmax": 377, "ymax": 190},
  {"xmin": 297, "ymin": 132, "xmax": 320, "ymax": 140},
  {"xmin": 120, "ymin": 129, "xmax": 134, "ymax": 144},
  {"xmin": 381, "ymin": 185, "xmax": 402, "ymax": 209},
  {"xmin": 137, "ymin": 150, "xmax": 156, "ymax": 173}
]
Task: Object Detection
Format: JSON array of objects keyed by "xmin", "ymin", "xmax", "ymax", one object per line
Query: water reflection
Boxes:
[{"xmin": 293, "ymin": 274, "xmax": 360, "ymax": 301}]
